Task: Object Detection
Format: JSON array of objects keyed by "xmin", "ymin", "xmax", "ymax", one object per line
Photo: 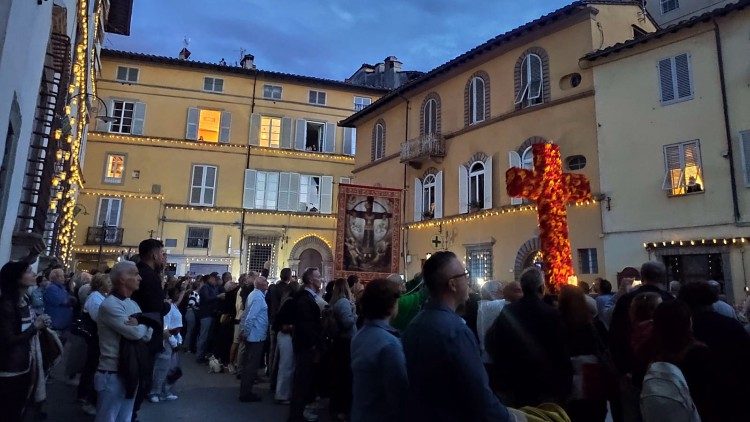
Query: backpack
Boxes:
[{"xmin": 321, "ymin": 304, "xmax": 340, "ymax": 342}]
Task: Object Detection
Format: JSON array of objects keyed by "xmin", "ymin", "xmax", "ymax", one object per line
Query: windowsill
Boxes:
[
  {"xmin": 103, "ymin": 180, "xmax": 123, "ymax": 185},
  {"xmin": 202, "ymin": 90, "xmax": 224, "ymax": 94},
  {"xmin": 188, "ymin": 203, "xmax": 215, "ymax": 207},
  {"xmin": 115, "ymin": 80, "xmax": 138, "ymax": 84},
  {"xmin": 667, "ymin": 190, "xmax": 705, "ymax": 198},
  {"xmin": 660, "ymin": 96, "xmax": 693, "ymax": 107}
]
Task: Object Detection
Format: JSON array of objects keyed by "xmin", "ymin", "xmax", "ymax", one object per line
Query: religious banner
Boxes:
[
  {"xmin": 335, "ymin": 184, "xmax": 402, "ymax": 282},
  {"xmin": 506, "ymin": 142, "xmax": 592, "ymax": 291}
]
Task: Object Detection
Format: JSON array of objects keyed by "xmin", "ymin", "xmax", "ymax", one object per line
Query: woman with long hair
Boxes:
[
  {"xmin": 329, "ymin": 278, "xmax": 357, "ymax": 420},
  {"xmin": 0, "ymin": 261, "xmax": 52, "ymax": 422}
]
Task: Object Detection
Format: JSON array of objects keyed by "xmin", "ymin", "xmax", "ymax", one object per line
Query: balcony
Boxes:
[
  {"xmin": 400, "ymin": 133, "xmax": 445, "ymax": 167},
  {"xmin": 86, "ymin": 226, "xmax": 124, "ymax": 246}
]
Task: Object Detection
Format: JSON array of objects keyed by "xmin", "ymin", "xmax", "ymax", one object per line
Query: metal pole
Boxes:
[{"xmin": 97, "ymin": 223, "xmax": 107, "ymax": 270}]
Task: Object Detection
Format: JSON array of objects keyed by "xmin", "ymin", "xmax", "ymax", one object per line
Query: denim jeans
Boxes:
[
  {"xmin": 94, "ymin": 372, "xmax": 135, "ymax": 422},
  {"xmin": 196, "ymin": 316, "xmax": 214, "ymax": 359},
  {"xmin": 150, "ymin": 350, "xmax": 172, "ymax": 398}
]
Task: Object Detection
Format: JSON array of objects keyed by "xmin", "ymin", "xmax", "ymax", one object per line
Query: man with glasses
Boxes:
[{"xmin": 402, "ymin": 251, "xmax": 510, "ymax": 421}]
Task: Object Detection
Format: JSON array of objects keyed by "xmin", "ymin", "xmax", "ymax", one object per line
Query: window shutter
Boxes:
[
  {"xmin": 98, "ymin": 98, "xmax": 112, "ymax": 132},
  {"xmin": 658, "ymin": 58, "xmax": 675, "ymax": 103},
  {"xmin": 323, "ymin": 122, "xmax": 336, "ymax": 153},
  {"xmin": 343, "ymin": 127, "xmax": 354, "ymax": 156},
  {"xmin": 248, "ymin": 113, "xmax": 261, "ymax": 145},
  {"xmin": 243, "ymin": 169, "xmax": 256, "ymax": 209},
  {"xmin": 295, "ymin": 119, "xmax": 306, "ymax": 150},
  {"xmin": 204, "ymin": 166, "xmax": 216, "ymax": 205},
  {"xmin": 186, "ymin": 107, "xmax": 199, "ymax": 140},
  {"xmin": 190, "ymin": 166, "xmax": 203, "ymax": 204},
  {"xmin": 458, "ymin": 165, "xmax": 468, "ymax": 214},
  {"xmin": 132, "ymin": 102, "xmax": 146, "ymax": 135},
  {"xmin": 289, "ymin": 173, "xmax": 301, "ymax": 212},
  {"xmin": 674, "ymin": 53, "xmax": 692, "ymax": 99},
  {"xmin": 741, "ymin": 131, "xmax": 750, "ymax": 186},
  {"xmin": 280, "ymin": 117, "xmax": 293, "ymax": 149},
  {"xmin": 514, "ymin": 62, "xmax": 529, "ymax": 105},
  {"xmin": 265, "ymin": 172, "xmax": 279, "ymax": 210},
  {"xmin": 508, "ymin": 151, "xmax": 523, "ymax": 205},
  {"xmin": 435, "ymin": 171, "xmax": 444, "ymax": 219},
  {"xmin": 528, "ymin": 55, "xmax": 542, "ymax": 100},
  {"xmin": 97, "ymin": 198, "xmax": 109, "ymax": 226},
  {"xmin": 320, "ymin": 176, "xmax": 334, "ymax": 214},
  {"xmin": 662, "ymin": 144, "xmax": 682, "ymax": 190},
  {"xmin": 308, "ymin": 177, "xmax": 321, "ymax": 210},
  {"xmin": 414, "ymin": 178, "xmax": 423, "ymax": 222},
  {"xmin": 484, "ymin": 156, "xmax": 493, "ymax": 209},
  {"xmin": 219, "ymin": 111, "xmax": 231, "ymax": 143},
  {"xmin": 278, "ymin": 172, "xmax": 291, "ymax": 211},
  {"xmin": 108, "ymin": 199, "xmax": 122, "ymax": 227}
]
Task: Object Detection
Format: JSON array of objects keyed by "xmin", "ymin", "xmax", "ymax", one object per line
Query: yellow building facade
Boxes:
[
  {"xmin": 342, "ymin": 1, "xmax": 656, "ymax": 285},
  {"xmin": 584, "ymin": 1, "xmax": 750, "ymax": 301},
  {"xmin": 73, "ymin": 49, "xmax": 385, "ymax": 278}
]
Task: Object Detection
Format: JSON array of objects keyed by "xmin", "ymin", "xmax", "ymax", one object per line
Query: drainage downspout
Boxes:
[
  {"xmin": 238, "ymin": 69, "xmax": 259, "ymax": 271},
  {"xmin": 398, "ymin": 94, "xmax": 410, "ymax": 280},
  {"xmin": 713, "ymin": 20, "xmax": 741, "ymax": 223}
]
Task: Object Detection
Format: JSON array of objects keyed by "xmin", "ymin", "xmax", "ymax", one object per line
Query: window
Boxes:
[
  {"xmin": 578, "ymin": 248, "xmax": 598, "ymax": 274},
  {"xmin": 110, "ymin": 100, "xmax": 135, "ymax": 133},
  {"xmin": 115, "ymin": 66, "xmax": 138, "ymax": 83},
  {"xmin": 741, "ymin": 131, "xmax": 750, "ymax": 186},
  {"xmin": 254, "ymin": 171, "xmax": 279, "ymax": 210},
  {"xmin": 414, "ymin": 171, "xmax": 443, "ymax": 221},
  {"xmin": 186, "ymin": 227, "xmax": 210, "ymax": 248},
  {"xmin": 300, "ymin": 175, "xmax": 321, "ymax": 212},
  {"xmin": 515, "ymin": 53, "xmax": 543, "ymax": 107},
  {"xmin": 186, "ymin": 108, "xmax": 231, "ymax": 143},
  {"xmin": 469, "ymin": 77, "xmax": 486, "ymax": 124},
  {"xmin": 97, "ymin": 198, "xmax": 122, "ymax": 227},
  {"xmin": 260, "ymin": 116, "xmax": 281, "ymax": 148},
  {"xmin": 248, "ymin": 243, "xmax": 273, "ymax": 273},
  {"xmin": 343, "ymin": 127, "xmax": 357, "ymax": 156},
  {"xmin": 263, "ymin": 84, "xmax": 282, "ymax": 100},
  {"xmin": 305, "ymin": 121, "xmax": 325, "ymax": 151},
  {"xmin": 509, "ymin": 147, "xmax": 534, "ymax": 205},
  {"xmin": 190, "ymin": 165, "xmax": 217, "ymax": 206},
  {"xmin": 104, "ymin": 154, "xmax": 125, "ymax": 184},
  {"xmin": 422, "ymin": 174, "xmax": 436, "ymax": 219},
  {"xmin": 423, "ymin": 98, "xmax": 438, "ymax": 135},
  {"xmin": 469, "ymin": 162, "xmax": 485, "ymax": 209},
  {"xmin": 658, "ymin": 53, "xmax": 692, "ymax": 105},
  {"xmin": 374, "ymin": 123, "xmax": 385, "ymax": 160},
  {"xmin": 521, "ymin": 146, "xmax": 534, "ymax": 170},
  {"xmin": 661, "ymin": 0, "xmax": 679, "ymax": 14},
  {"xmin": 460, "ymin": 156, "xmax": 493, "ymax": 213},
  {"xmin": 466, "ymin": 245, "xmax": 493, "ymax": 284},
  {"xmin": 309, "ymin": 90, "xmax": 326, "ymax": 105},
  {"xmin": 164, "ymin": 239, "xmax": 178, "ymax": 248},
  {"xmin": 565, "ymin": 155, "xmax": 587, "ymax": 171},
  {"xmin": 663, "ymin": 141, "xmax": 703, "ymax": 196},
  {"xmin": 203, "ymin": 77, "xmax": 224, "ymax": 93},
  {"xmin": 354, "ymin": 96, "xmax": 371, "ymax": 111}
]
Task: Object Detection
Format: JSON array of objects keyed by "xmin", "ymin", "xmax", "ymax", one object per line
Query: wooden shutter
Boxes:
[
  {"xmin": 203, "ymin": 166, "xmax": 216, "ymax": 205},
  {"xmin": 508, "ymin": 151, "xmax": 523, "ymax": 205},
  {"xmin": 484, "ymin": 156, "xmax": 493, "ymax": 209},
  {"xmin": 243, "ymin": 169, "xmax": 256, "ymax": 209},
  {"xmin": 528, "ymin": 55, "xmax": 542, "ymax": 100},
  {"xmin": 265, "ymin": 172, "xmax": 279, "ymax": 210},
  {"xmin": 248, "ymin": 113, "xmax": 261, "ymax": 145},
  {"xmin": 186, "ymin": 107, "xmax": 199, "ymax": 140},
  {"xmin": 435, "ymin": 171, "xmax": 443, "ymax": 219},
  {"xmin": 280, "ymin": 117, "xmax": 293, "ymax": 149},
  {"xmin": 514, "ymin": 58, "xmax": 529, "ymax": 105},
  {"xmin": 320, "ymin": 176, "xmax": 334, "ymax": 214},
  {"xmin": 674, "ymin": 53, "xmax": 692, "ymax": 99},
  {"xmin": 741, "ymin": 131, "xmax": 750, "ymax": 186},
  {"xmin": 289, "ymin": 173, "xmax": 301, "ymax": 212},
  {"xmin": 190, "ymin": 165, "xmax": 203, "ymax": 204},
  {"xmin": 458, "ymin": 165, "xmax": 468, "ymax": 214},
  {"xmin": 131, "ymin": 102, "xmax": 146, "ymax": 135},
  {"xmin": 658, "ymin": 58, "xmax": 675, "ymax": 103},
  {"xmin": 219, "ymin": 111, "xmax": 231, "ymax": 143},
  {"xmin": 295, "ymin": 119, "xmax": 306, "ymax": 150},
  {"xmin": 343, "ymin": 127, "xmax": 354, "ymax": 156},
  {"xmin": 323, "ymin": 122, "xmax": 336, "ymax": 153},
  {"xmin": 662, "ymin": 144, "xmax": 682, "ymax": 191},
  {"xmin": 414, "ymin": 178, "xmax": 423, "ymax": 222},
  {"xmin": 278, "ymin": 172, "xmax": 291, "ymax": 211}
]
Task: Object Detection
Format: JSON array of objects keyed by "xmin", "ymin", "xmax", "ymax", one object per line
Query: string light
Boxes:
[
  {"xmin": 290, "ymin": 233, "xmax": 333, "ymax": 249},
  {"xmin": 163, "ymin": 205, "xmax": 338, "ymax": 219},
  {"xmin": 250, "ymin": 145, "xmax": 355, "ymax": 162},
  {"xmin": 82, "ymin": 190, "xmax": 163, "ymax": 200},
  {"xmin": 90, "ymin": 132, "xmax": 249, "ymax": 151},
  {"xmin": 643, "ymin": 237, "xmax": 749, "ymax": 249}
]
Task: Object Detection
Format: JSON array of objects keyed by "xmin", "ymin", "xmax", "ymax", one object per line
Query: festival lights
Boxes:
[
  {"xmin": 643, "ymin": 237, "xmax": 747, "ymax": 249},
  {"xmin": 82, "ymin": 190, "xmax": 163, "ymax": 200}
]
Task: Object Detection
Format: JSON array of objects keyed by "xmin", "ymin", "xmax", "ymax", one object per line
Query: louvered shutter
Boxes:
[
  {"xmin": 295, "ymin": 119, "xmax": 306, "ymax": 150},
  {"xmin": 435, "ymin": 171, "xmax": 444, "ymax": 219},
  {"xmin": 243, "ymin": 169, "xmax": 256, "ymax": 209},
  {"xmin": 203, "ymin": 166, "xmax": 216, "ymax": 206},
  {"xmin": 683, "ymin": 141, "xmax": 702, "ymax": 186},
  {"xmin": 343, "ymin": 128, "xmax": 354, "ymax": 156},
  {"xmin": 320, "ymin": 176, "xmax": 334, "ymax": 214},
  {"xmin": 280, "ymin": 117, "xmax": 293, "ymax": 149},
  {"xmin": 265, "ymin": 172, "xmax": 279, "ymax": 210},
  {"xmin": 458, "ymin": 165, "xmax": 468, "ymax": 214},
  {"xmin": 132, "ymin": 102, "xmax": 146, "ymax": 135},
  {"xmin": 658, "ymin": 58, "xmax": 675, "ymax": 103},
  {"xmin": 741, "ymin": 131, "xmax": 750, "ymax": 186},
  {"xmin": 219, "ymin": 111, "xmax": 231, "ymax": 143},
  {"xmin": 662, "ymin": 144, "xmax": 682, "ymax": 191},
  {"xmin": 674, "ymin": 53, "xmax": 692, "ymax": 100},
  {"xmin": 484, "ymin": 156, "xmax": 493, "ymax": 209},
  {"xmin": 186, "ymin": 107, "xmax": 199, "ymax": 140},
  {"xmin": 190, "ymin": 166, "xmax": 203, "ymax": 204},
  {"xmin": 508, "ymin": 151, "xmax": 523, "ymax": 205},
  {"xmin": 414, "ymin": 178, "xmax": 423, "ymax": 222},
  {"xmin": 248, "ymin": 113, "xmax": 261, "ymax": 145},
  {"xmin": 289, "ymin": 173, "xmax": 301, "ymax": 212},
  {"xmin": 278, "ymin": 172, "xmax": 291, "ymax": 211},
  {"xmin": 323, "ymin": 122, "xmax": 336, "ymax": 153},
  {"xmin": 528, "ymin": 55, "xmax": 543, "ymax": 100}
]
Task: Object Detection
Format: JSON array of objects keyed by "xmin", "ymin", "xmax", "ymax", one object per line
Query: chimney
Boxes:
[
  {"xmin": 240, "ymin": 53, "xmax": 256, "ymax": 69},
  {"xmin": 384, "ymin": 56, "xmax": 402, "ymax": 72},
  {"xmin": 179, "ymin": 47, "xmax": 191, "ymax": 60},
  {"xmin": 384, "ymin": 56, "xmax": 402, "ymax": 89}
]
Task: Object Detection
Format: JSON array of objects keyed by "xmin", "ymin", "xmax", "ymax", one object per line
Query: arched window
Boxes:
[
  {"xmin": 469, "ymin": 162, "xmax": 485, "ymax": 208},
  {"xmin": 423, "ymin": 174, "xmax": 436, "ymax": 217},
  {"xmin": 515, "ymin": 49, "xmax": 548, "ymax": 108},
  {"xmin": 374, "ymin": 123, "xmax": 385, "ymax": 160},
  {"xmin": 423, "ymin": 98, "xmax": 438, "ymax": 135},
  {"xmin": 521, "ymin": 146, "xmax": 534, "ymax": 170},
  {"xmin": 469, "ymin": 76, "xmax": 486, "ymax": 124}
]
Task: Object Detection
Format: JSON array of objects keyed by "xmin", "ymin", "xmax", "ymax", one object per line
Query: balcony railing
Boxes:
[
  {"xmin": 400, "ymin": 133, "xmax": 446, "ymax": 164},
  {"xmin": 86, "ymin": 226, "xmax": 124, "ymax": 246}
]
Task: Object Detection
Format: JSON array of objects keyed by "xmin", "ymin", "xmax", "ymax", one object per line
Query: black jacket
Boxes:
[
  {"xmin": 132, "ymin": 262, "xmax": 170, "ymax": 354},
  {"xmin": 291, "ymin": 289, "xmax": 322, "ymax": 353},
  {"xmin": 118, "ymin": 336, "xmax": 151, "ymax": 399},
  {"xmin": 0, "ymin": 299, "xmax": 37, "ymax": 373}
]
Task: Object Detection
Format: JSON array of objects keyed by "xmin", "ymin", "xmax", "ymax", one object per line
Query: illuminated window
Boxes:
[
  {"xmin": 309, "ymin": 90, "xmax": 326, "ymax": 105},
  {"xmin": 663, "ymin": 141, "xmax": 703, "ymax": 196},
  {"xmin": 198, "ymin": 109, "xmax": 221, "ymax": 142},
  {"xmin": 354, "ymin": 96, "xmax": 371, "ymax": 111},
  {"xmin": 260, "ymin": 116, "xmax": 281, "ymax": 148},
  {"xmin": 578, "ymin": 248, "xmax": 598, "ymax": 274},
  {"xmin": 263, "ymin": 84, "xmax": 282, "ymax": 100},
  {"xmin": 203, "ymin": 77, "xmax": 224, "ymax": 93},
  {"xmin": 110, "ymin": 100, "xmax": 135, "ymax": 134},
  {"xmin": 116, "ymin": 66, "xmax": 139, "ymax": 83},
  {"xmin": 466, "ymin": 246, "xmax": 493, "ymax": 285},
  {"xmin": 104, "ymin": 154, "xmax": 125, "ymax": 184}
]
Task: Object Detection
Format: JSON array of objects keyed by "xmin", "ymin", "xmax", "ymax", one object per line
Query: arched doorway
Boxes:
[
  {"xmin": 514, "ymin": 237, "xmax": 542, "ymax": 280},
  {"xmin": 298, "ymin": 248, "xmax": 323, "ymax": 274},
  {"xmin": 289, "ymin": 236, "xmax": 333, "ymax": 280}
]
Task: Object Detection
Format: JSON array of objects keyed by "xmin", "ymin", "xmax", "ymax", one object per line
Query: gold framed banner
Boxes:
[{"xmin": 335, "ymin": 184, "xmax": 402, "ymax": 282}]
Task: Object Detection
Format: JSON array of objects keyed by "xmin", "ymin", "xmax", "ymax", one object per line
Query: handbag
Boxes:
[
  {"xmin": 39, "ymin": 328, "xmax": 63, "ymax": 372},
  {"xmin": 71, "ymin": 312, "xmax": 97, "ymax": 340}
]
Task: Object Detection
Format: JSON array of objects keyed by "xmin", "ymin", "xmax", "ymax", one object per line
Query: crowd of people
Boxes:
[{"xmin": 2, "ymin": 239, "xmax": 750, "ymax": 422}]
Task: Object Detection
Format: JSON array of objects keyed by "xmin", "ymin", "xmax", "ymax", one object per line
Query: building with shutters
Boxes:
[
  {"xmin": 341, "ymin": 1, "xmax": 656, "ymax": 285},
  {"xmin": 583, "ymin": 0, "xmax": 750, "ymax": 301},
  {"xmin": 643, "ymin": 0, "xmax": 734, "ymax": 28},
  {"xmin": 72, "ymin": 49, "xmax": 386, "ymax": 277}
]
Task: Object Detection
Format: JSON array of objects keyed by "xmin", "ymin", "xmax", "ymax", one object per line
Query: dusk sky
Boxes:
[{"xmin": 107, "ymin": 0, "xmax": 573, "ymax": 80}]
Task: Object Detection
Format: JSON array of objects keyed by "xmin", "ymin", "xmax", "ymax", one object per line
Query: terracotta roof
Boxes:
[
  {"xmin": 583, "ymin": 0, "xmax": 750, "ymax": 61},
  {"xmin": 100, "ymin": 49, "xmax": 390, "ymax": 94},
  {"xmin": 339, "ymin": 1, "xmax": 642, "ymax": 127}
]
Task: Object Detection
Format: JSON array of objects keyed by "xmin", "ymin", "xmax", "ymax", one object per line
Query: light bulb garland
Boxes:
[
  {"xmin": 82, "ymin": 190, "xmax": 163, "ymax": 200},
  {"xmin": 164, "ymin": 204, "xmax": 338, "ymax": 220},
  {"xmin": 644, "ymin": 237, "xmax": 747, "ymax": 249}
]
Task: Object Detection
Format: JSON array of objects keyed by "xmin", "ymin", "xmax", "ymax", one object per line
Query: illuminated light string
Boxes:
[
  {"xmin": 165, "ymin": 204, "xmax": 338, "ymax": 219},
  {"xmin": 643, "ymin": 237, "xmax": 748, "ymax": 248},
  {"xmin": 82, "ymin": 190, "xmax": 163, "ymax": 200},
  {"xmin": 290, "ymin": 233, "xmax": 333, "ymax": 249}
]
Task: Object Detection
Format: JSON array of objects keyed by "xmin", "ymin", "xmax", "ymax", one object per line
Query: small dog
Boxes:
[{"xmin": 207, "ymin": 355, "xmax": 222, "ymax": 374}]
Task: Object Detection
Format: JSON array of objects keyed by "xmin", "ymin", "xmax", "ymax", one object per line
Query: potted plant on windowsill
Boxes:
[{"xmin": 468, "ymin": 200, "xmax": 483, "ymax": 213}]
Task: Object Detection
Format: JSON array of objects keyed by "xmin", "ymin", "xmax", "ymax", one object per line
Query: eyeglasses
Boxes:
[{"xmin": 447, "ymin": 270, "xmax": 470, "ymax": 282}]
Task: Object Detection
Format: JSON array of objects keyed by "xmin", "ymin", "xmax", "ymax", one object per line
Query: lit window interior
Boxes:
[{"xmin": 198, "ymin": 109, "xmax": 221, "ymax": 142}]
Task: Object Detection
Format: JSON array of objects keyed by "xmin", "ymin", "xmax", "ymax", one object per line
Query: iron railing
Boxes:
[{"xmin": 400, "ymin": 133, "xmax": 446, "ymax": 163}]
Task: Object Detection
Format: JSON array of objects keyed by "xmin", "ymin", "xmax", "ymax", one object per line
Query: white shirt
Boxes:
[
  {"xmin": 84, "ymin": 291, "xmax": 106, "ymax": 322},
  {"xmin": 164, "ymin": 303, "xmax": 183, "ymax": 349},
  {"xmin": 476, "ymin": 299, "xmax": 507, "ymax": 363}
]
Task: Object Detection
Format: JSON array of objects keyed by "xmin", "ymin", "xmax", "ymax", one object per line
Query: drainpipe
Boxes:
[
  {"xmin": 238, "ymin": 69, "xmax": 259, "ymax": 271},
  {"xmin": 398, "ymin": 94, "xmax": 410, "ymax": 279},
  {"xmin": 713, "ymin": 19, "xmax": 741, "ymax": 223}
]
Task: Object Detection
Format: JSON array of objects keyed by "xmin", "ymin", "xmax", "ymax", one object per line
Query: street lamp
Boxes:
[{"xmin": 69, "ymin": 92, "xmax": 117, "ymax": 124}]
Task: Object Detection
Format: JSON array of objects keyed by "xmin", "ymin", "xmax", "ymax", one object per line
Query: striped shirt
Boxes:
[{"xmin": 187, "ymin": 291, "xmax": 200, "ymax": 310}]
